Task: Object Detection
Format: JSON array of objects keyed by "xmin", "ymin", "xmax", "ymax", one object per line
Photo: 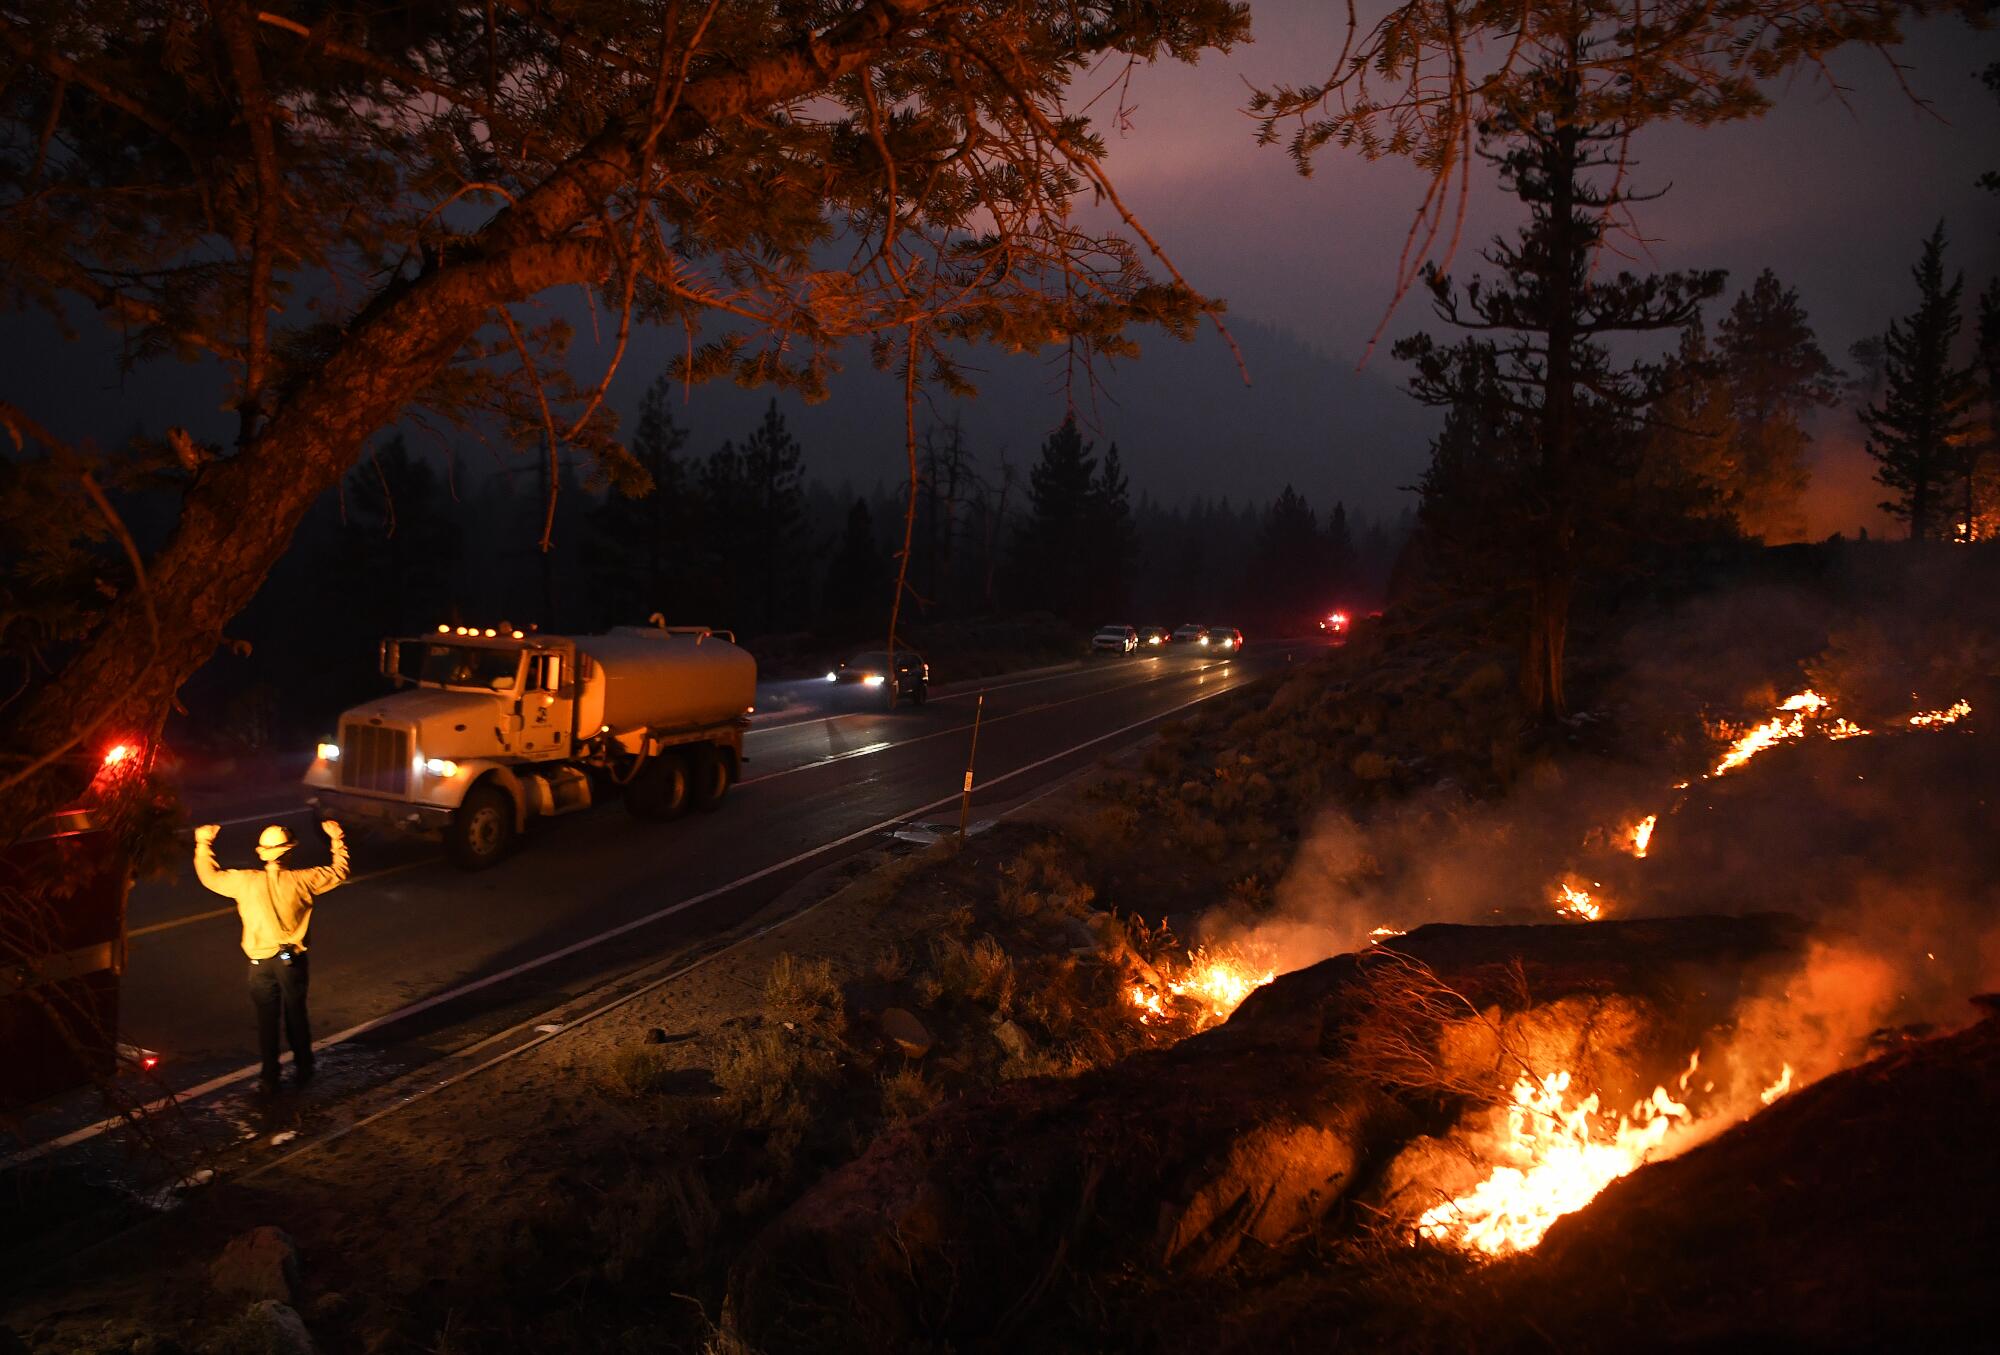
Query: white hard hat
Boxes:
[{"xmin": 257, "ymin": 824, "xmax": 295, "ymax": 855}]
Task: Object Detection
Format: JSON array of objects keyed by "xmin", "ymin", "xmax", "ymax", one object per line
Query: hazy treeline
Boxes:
[{"xmin": 175, "ymin": 385, "xmax": 1406, "ymax": 748}]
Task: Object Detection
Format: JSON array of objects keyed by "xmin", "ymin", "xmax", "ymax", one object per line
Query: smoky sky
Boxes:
[{"xmin": 9, "ymin": 8, "xmax": 1999, "ymax": 526}]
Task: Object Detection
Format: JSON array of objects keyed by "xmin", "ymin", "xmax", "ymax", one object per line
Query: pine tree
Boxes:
[
  {"xmin": 1644, "ymin": 320, "xmax": 1741, "ymax": 529},
  {"xmin": 1716, "ymin": 269, "xmax": 1840, "ymax": 540},
  {"xmin": 1248, "ymin": 486, "xmax": 1323, "ymax": 625},
  {"xmin": 1325, "ymin": 501, "xmax": 1359, "ymax": 598},
  {"xmin": 586, "ymin": 374, "xmax": 694, "ymax": 626},
  {"xmin": 1862, "ymin": 223, "xmax": 1979, "ymax": 542},
  {"xmin": 740, "ymin": 400, "xmax": 808, "ymax": 632},
  {"xmin": 1395, "ymin": 45, "xmax": 1722, "ymax": 715},
  {"xmin": 1970, "ymin": 280, "xmax": 2000, "ymax": 540},
  {"xmin": 1012, "ymin": 415, "xmax": 1098, "ymax": 622},
  {"xmin": 824, "ymin": 498, "xmax": 887, "ymax": 629},
  {"xmin": 1087, "ymin": 443, "xmax": 1137, "ymax": 619}
]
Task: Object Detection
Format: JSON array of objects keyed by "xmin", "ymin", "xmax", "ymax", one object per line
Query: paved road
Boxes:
[{"xmin": 110, "ymin": 644, "xmax": 1305, "ymax": 1103}]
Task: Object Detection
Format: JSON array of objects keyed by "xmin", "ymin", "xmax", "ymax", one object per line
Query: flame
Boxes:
[
  {"xmin": 1908, "ymin": 700, "xmax": 1970, "ymax": 728},
  {"xmin": 1415, "ymin": 1068, "xmax": 1692, "ymax": 1256},
  {"xmin": 1625, "ymin": 815, "xmax": 1657, "ymax": 858},
  {"xmin": 1712, "ymin": 710, "xmax": 1807, "ymax": 775},
  {"xmin": 1369, "ymin": 925, "xmax": 1408, "ymax": 941},
  {"xmin": 1759, "ymin": 1063, "xmax": 1794, "ymax": 1105},
  {"xmin": 1126, "ymin": 945, "xmax": 1276, "ymax": 1029},
  {"xmin": 1554, "ymin": 880, "xmax": 1603, "ymax": 922}
]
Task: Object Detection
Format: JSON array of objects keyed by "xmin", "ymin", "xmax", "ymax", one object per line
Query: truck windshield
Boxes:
[{"xmin": 413, "ymin": 644, "xmax": 519, "ymax": 690}]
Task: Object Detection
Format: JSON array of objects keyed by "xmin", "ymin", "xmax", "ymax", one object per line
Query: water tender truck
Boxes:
[{"xmin": 304, "ymin": 620, "xmax": 755, "ymax": 868}]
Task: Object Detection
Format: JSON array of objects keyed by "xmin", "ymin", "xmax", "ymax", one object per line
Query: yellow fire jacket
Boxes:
[{"xmin": 194, "ymin": 837, "xmax": 350, "ymax": 959}]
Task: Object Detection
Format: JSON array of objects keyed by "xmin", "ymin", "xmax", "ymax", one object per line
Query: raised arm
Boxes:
[
  {"xmin": 191, "ymin": 824, "xmax": 239, "ymax": 898},
  {"xmin": 298, "ymin": 821, "xmax": 350, "ymax": 894}
]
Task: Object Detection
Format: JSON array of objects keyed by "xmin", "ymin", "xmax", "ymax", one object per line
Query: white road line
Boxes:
[
  {"xmin": 5, "ymin": 664, "xmax": 1262, "ymax": 1166},
  {"xmin": 746, "ymin": 655, "xmax": 1162, "ymax": 731},
  {"xmin": 739, "ymin": 659, "xmax": 1229, "ymax": 785}
]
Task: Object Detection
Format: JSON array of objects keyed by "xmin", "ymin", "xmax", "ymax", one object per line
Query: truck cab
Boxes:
[{"xmin": 305, "ymin": 623, "xmax": 752, "ymax": 869}]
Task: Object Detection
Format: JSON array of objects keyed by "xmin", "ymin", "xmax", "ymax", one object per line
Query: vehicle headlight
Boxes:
[
  {"xmin": 424, "ymin": 758, "xmax": 460, "ymax": 777},
  {"xmin": 316, "ymin": 741, "xmax": 341, "ymax": 763},
  {"xmin": 826, "ymin": 671, "xmax": 838, "ymax": 682},
  {"xmin": 1199, "ymin": 636, "xmax": 1209, "ymax": 645},
  {"xmin": 862, "ymin": 673, "xmax": 886, "ymax": 687}
]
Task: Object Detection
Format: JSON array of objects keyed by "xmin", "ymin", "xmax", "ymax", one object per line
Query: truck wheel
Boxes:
[
  {"xmin": 625, "ymin": 752, "xmax": 690, "ymax": 822},
  {"xmin": 691, "ymin": 748, "xmax": 731, "ymax": 812},
  {"xmin": 448, "ymin": 785, "xmax": 515, "ymax": 870},
  {"xmin": 910, "ymin": 680, "xmax": 928, "ymax": 706}
]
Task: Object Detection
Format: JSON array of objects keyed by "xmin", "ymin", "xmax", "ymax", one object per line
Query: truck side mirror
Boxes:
[{"xmin": 379, "ymin": 640, "xmax": 404, "ymax": 686}]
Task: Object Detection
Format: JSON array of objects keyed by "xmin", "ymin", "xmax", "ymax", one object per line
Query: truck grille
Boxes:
[{"xmin": 340, "ymin": 723, "xmax": 410, "ymax": 796}]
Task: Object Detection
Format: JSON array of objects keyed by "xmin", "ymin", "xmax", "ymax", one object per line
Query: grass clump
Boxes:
[
  {"xmin": 879, "ymin": 1065, "xmax": 944, "ymax": 1124},
  {"xmin": 765, "ymin": 952, "xmax": 846, "ymax": 1041},
  {"xmin": 593, "ymin": 1044, "xmax": 682, "ymax": 1101}
]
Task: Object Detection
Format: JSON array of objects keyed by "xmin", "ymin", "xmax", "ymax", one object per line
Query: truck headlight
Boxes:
[
  {"xmin": 826, "ymin": 671, "xmax": 838, "ymax": 682},
  {"xmin": 862, "ymin": 673, "xmax": 886, "ymax": 687},
  {"xmin": 317, "ymin": 742, "xmax": 341, "ymax": 763},
  {"xmin": 424, "ymin": 758, "xmax": 459, "ymax": 777}
]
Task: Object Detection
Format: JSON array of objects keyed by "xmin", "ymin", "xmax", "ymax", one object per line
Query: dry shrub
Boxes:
[
  {"xmin": 872, "ymin": 942, "xmax": 910, "ymax": 982},
  {"xmin": 765, "ymin": 952, "xmax": 845, "ymax": 1041},
  {"xmin": 713, "ymin": 1026, "xmax": 837, "ymax": 1170},
  {"xmin": 593, "ymin": 1044, "xmax": 682, "ymax": 1101},
  {"xmin": 597, "ymin": 1162, "xmax": 719, "ymax": 1285},
  {"xmin": 912, "ymin": 971, "xmax": 944, "ymax": 1007},
  {"xmin": 932, "ymin": 932, "xmax": 1017, "ymax": 1014},
  {"xmin": 879, "ymin": 1065, "xmax": 943, "ymax": 1123}
]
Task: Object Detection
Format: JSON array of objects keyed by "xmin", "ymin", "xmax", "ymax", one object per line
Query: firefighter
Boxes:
[{"xmin": 193, "ymin": 819, "xmax": 349, "ymax": 1089}]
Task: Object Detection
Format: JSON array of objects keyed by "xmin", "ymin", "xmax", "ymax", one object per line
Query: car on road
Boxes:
[
  {"xmin": 1138, "ymin": 625, "xmax": 1170, "ymax": 649},
  {"xmin": 828, "ymin": 649, "xmax": 929, "ymax": 704},
  {"xmin": 1318, "ymin": 610, "xmax": 1350, "ymax": 636},
  {"xmin": 1171, "ymin": 623, "xmax": 1210, "ymax": 647},
  {"xmin": 1091, "ymin": 624, "xmax": 1139, "ymax": 655},
  {"xmin": 1209, "ymin": 626, "xmax": 1245, "ymax": 653}
]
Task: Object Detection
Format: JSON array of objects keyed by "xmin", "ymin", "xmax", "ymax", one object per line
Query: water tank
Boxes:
[{"xmin": 567, "ymin": 627, "xmax": 755, "ymax": 734}]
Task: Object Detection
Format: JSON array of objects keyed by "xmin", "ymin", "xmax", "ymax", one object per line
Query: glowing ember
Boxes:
[
  {"xmin": 1127, "ymin": 945, "xmax": 1276, "ymax": 1029},
  {"xmin": 1759, "ymin": 1063, "xmax": 1794, "ymax": 1105},
  {"xmin": 1415, "ymin": 1068, "xmax": 1692, "ymax": 1256},
  {"xmin": 1625, "ymin": 815, "xmax": 1657, "ymax": 858},
  {"xmin": 1908, "ymin": 699, "xmax": 1971, "ymax": 728},
  {"xmin": 1826, "ymin": 718, "xmax": 1869, "ymax": 739},
  {"xmin": 1553, "ymin": 880, "xmax": 1603, "ymax": 922}
]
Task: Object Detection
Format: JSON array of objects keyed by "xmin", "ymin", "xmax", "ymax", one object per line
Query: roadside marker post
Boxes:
[{"xmin": 958, "ymin": 692, "xmax": 985, "ymax": 843}]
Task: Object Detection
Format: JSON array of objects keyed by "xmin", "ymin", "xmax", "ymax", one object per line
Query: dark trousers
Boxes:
[{"xmin": 247, "ymin": 953, "xmax": 313, "ymax": 1080}]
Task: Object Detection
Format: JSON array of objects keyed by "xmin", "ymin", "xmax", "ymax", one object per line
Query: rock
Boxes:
[
  {"xmin": 646, "ymin": 1027, "xmax": 669, "ymax": 1043},
  {"xmin": 210, "ymin": 1226, "xmax": 299, "ymax": 1304},
  {"xmin": 991, "ymin": 1019, "xmax": 1030, "ymax": 1058},
  {"xmin": 225, "ymin": 1302, "xmax": 315, "ymax": 1355},
  {"xmin": 878, "ymin": 1008, "xmax": 932, "ymax": 1059},
  {"xmin": 1055, "ymin": 916, "xmax": 1098, "ymax": 955}
]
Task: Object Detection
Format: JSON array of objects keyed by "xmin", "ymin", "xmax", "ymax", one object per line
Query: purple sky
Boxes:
[
  {"xmin": 1050, "ymin": 6, "xmax": 2000, "ymax": 533},
  {"xmin": 16, "ymin": 8, "xmax": 2000, "ymax": 533},
  {"xmin": 1091, "ymin": 7, "xmax": 2000, "ymax": 364}
]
